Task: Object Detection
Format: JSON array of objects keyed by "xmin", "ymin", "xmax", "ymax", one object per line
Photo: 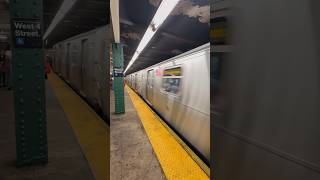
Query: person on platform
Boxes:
[
  {"xmin": 0, "ymin": 49, "xmax": 8, "ymax": 88},
  {"xmin": 44, "ymin": 55, "xmax": 52, "ymax": 79}
]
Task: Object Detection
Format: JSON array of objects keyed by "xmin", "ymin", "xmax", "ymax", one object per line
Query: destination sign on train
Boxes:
[{"xmin": 163, "ymin": 67, "xmax": 182, "ymax": 76}]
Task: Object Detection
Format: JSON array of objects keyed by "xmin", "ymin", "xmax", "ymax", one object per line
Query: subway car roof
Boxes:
[
  {"xmin": 120, "ymin": 0, "xmax": 210, "ymax": 74},
  {"xmin": 44, "ymin": 0, "xmax": 110, "ymax": 48},
  {"xmin": 125, "ymin": 43, "xmax": 210, "ymax": 76}
]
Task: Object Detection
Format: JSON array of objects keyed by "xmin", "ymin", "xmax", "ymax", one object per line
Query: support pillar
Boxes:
[
  {"xmin": 10, "ymin": 0, "xmax": 48, "ymax": 166},
  {"xmin": 112, "ymin": 43, "xmax": 125, "ymax": 114}
]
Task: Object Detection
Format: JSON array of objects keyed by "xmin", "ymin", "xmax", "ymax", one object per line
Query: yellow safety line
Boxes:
[
  {"xmin": 48, "ymin": 73, "xmax": 109, "ymax": 180},
  {"xmin": 126, "ymin": 86, "xmax": 209, "ymax": 180},
  {"xmin": 154, "ymin": 109, "xmax": 211, "ymax": 176}
]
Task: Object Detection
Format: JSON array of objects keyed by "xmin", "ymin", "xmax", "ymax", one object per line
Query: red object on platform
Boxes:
[{"xmin": 45, "ymin": 62, "xmax": 51, "ymax": 74}]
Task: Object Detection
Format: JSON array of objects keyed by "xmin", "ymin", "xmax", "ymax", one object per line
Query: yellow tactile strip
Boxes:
[
  {"xmin": 48, "ymin": 73, "xmax": 109, "ymax": 180},
  {"xmin": 126, "ymin": 86, "xmax": 209, "ymax": 180}
]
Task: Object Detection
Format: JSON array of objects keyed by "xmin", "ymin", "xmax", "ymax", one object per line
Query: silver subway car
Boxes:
[
  {"xmin": 52, "ymin": 26, "xmax": 111, "ymax": 119},
  {"xmin": 126, "ymin": 43, "xmax": 210, "ymax": 162}
]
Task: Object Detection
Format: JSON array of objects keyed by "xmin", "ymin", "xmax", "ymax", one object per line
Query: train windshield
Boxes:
[{"xmin": 162, "ymin": 67, "xmax": 182, "ymax": 96}]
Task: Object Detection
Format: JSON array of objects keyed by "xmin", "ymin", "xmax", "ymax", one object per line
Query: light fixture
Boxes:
[
  {"xmin": 124, "ymin": 0, "xmax": 180, "ymax": 74},
  {"xmin": 111, "ymin": 0, "xmax": 120, "ymax": 43},
  {"xmin": 43, "ymin": 0, "xmax": 77, "ymax": 40},
  {"xmin": 0, "ymin": 34, "xmax": 8, "ymax": 41}
]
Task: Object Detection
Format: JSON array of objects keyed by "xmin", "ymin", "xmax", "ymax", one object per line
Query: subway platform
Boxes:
[
  {"xmin": 110, "ymin": 86, "xmax": 209, "ymax": 180},
  {"xmin": 0, "ymin": 73, "xmax": 108, "ymax": 180},
  {"xmin": 110, "ymin": 88, "xmax": 165, "ymax": 180}
]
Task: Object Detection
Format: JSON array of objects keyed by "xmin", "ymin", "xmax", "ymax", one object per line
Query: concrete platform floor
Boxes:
[
  {"xmin": 110, "ymin": 89, "xmax": 165, "ymax": 180},
  {"xmin": 0, "ymin": 82, "xmax": 94, "ymax": 180}
]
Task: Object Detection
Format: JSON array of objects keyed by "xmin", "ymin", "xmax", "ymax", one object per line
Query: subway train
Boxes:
[
  {"xmin": 126, "ymin": 43, "xmax": 210, "ymax": 163},
  {"xmin": 51, "ymin": 26, "xmax": 111, "ymax": 120},
  {"xmin": 212, "ymin": 0, "xmax": 320, "ymax": 180}
]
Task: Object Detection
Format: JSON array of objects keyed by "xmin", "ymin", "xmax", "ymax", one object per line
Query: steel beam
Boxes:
[
  {"xmin": 112, "ymin": 43, "xmax": 125, "ymax": 114},
  {"xmin": 10, "ymin": 0, "xmax": 48, "ymax": 166}
]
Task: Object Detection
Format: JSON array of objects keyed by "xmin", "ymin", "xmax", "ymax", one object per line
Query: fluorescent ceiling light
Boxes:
[
  {"xmin": 124, "ymin": 0, "xmax": 180, "ymax": 74},
  {"xmin": 111, "ymin": 0, "xmax": 120, "ymax": 43},
  {"xmin": 43, "ymin": 0, "xmax": 77, "ymax": 40},
  {"xmin": 0, "ymin": 35, "xmax": 8, "ymax": 41}
]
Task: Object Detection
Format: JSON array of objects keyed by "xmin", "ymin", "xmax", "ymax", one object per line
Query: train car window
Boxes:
[
  {"xmin": 147, "ymin": 69, "xmax": 154, "ymax": 88},
  {"xmin": 162, "ymin": 67, "xmax": 182, "ymax": 96},
  {"xmin": 134, "ymin": 74, "xmax": 137, "ymax": 89},
  {"xmin": 211, "ymin": 17, "xmax": 227, "ymax": 45}
]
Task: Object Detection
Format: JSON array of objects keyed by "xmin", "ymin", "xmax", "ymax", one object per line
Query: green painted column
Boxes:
[
  {"xmin": 9, "ymin": 0, "xmax": 48, "ymax": 166},
  {"xmin": 112, "ymin": 43, "xmax": 125, "ymax": 114}
]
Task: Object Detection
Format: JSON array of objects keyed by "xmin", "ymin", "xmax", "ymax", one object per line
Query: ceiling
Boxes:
[
  {"xmin": 0, "ymin": 0, "xmax": 110, "ymax": 48},
  {"xmin": 120, "ymin": 0, "xmax": 210, "ymax": 74},
  {"xmin": 44, "ymin": 0, "xmax": 110, "ymax": 47}
]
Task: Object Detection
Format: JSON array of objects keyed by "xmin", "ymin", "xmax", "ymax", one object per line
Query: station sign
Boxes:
[
  {"xmin": 11, "ymin": 18, "xmax": 42, "ymax": 48},
  {"xmin": 114, "ymin": 68, "xmax": 124, "ymax": 77}
]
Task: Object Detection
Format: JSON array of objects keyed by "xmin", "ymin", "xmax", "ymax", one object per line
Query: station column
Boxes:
[
  {"xmin": 112, "ymin": 43, "xmax": 125, "ymax": 114},
  {"xmin": 9, "ymin": 0, "xmax": 48, "ymax": 166}
]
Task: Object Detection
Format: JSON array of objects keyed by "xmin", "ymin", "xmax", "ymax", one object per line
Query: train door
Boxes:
[
  {"xmin": 66, "ymin": 43, "xmax": 71, "ymax": 81},
  {"xmin": 146, "ymin": 69, "xmax": 154, "ymax": 104},
  {"xmin": 59, "ymin": 44, "xmax": 63, "ymax": 75},
  {"xmin": 80, "ymin": 39, "xmax": 88, "ymax": 94},
  {"xmin": 134, "ymin": 74, "xmax": 138, "ymax": 90},
  {"xmin": 161, "ymin": 66, "xmax": 183, "ymax": 119}
]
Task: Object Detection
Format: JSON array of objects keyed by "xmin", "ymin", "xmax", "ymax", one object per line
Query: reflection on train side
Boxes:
[
  {"xmin": 211, "ymin": 17, "xmax": 227, "ymax": 45},
  {"xmin": 211, "ymin": 53, "xmax": 225, "ymax": 115}
]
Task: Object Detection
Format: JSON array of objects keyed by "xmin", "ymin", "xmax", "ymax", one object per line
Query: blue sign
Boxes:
[{"xmin": 12, "ymin": 18, "xmax": 42, "ymax": 48}]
